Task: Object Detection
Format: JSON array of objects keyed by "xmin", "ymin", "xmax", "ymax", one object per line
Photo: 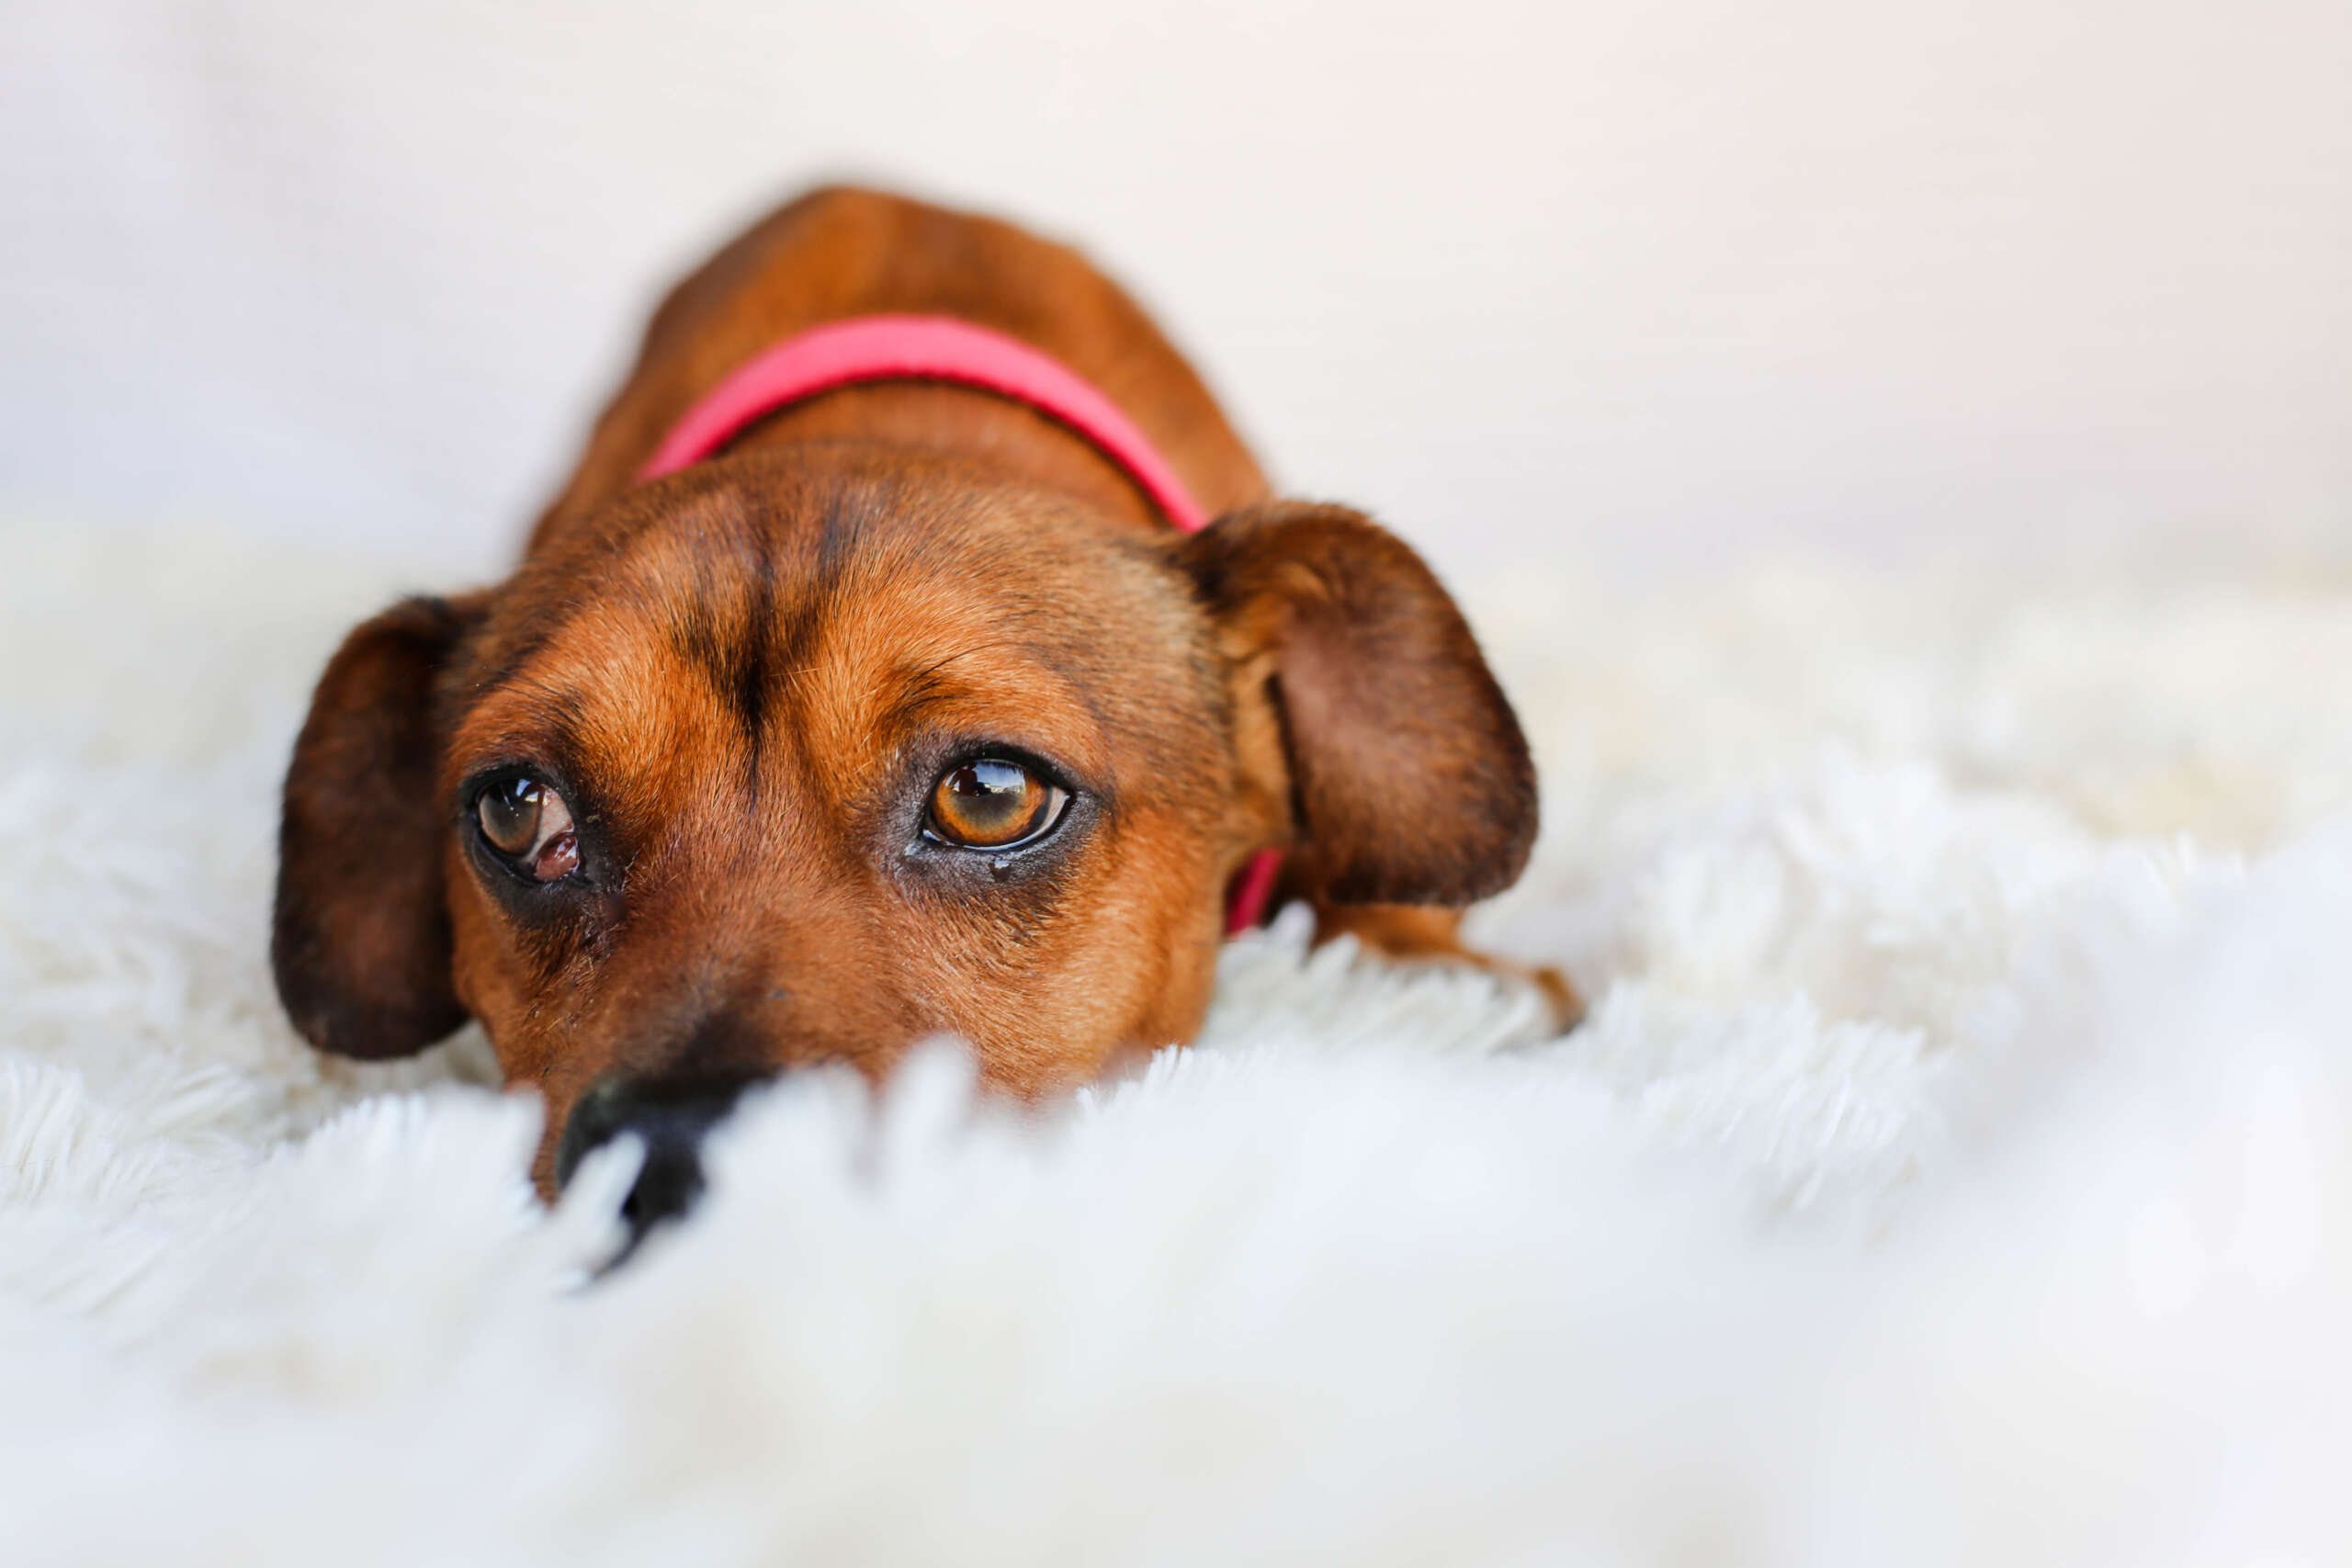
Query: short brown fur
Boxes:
[{"xmin": 274, "ymin": 186, "xmax": 1577, "ymax": 1193}]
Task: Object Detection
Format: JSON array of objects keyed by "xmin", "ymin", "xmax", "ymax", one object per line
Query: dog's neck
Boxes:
[
  {"xmin": 733, "ymin": 382, "xmax": 1170, "ymax": 532},
  {"xmin": 633, "ymin": 315, "xmax": 1210, "ymax": 538}
]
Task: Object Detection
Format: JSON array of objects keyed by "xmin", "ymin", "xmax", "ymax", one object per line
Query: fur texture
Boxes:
[
  {"xmin": 273, "ymin": 188, "xmax": 1554, "ymax": 1168},
  {"xmin": 3, "ymin": 514, "xmax": 2347, "ymax": 1562}
]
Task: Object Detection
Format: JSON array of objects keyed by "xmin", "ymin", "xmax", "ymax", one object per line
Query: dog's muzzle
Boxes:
[{"xmin": 555, "ymin": 1072, "xmax": 761, "ymax": 1261}]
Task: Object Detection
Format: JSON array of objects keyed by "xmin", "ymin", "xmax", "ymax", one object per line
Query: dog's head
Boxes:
[{"xmin": 274, "ymin": 446, "xmax": 1534, "ymax": 1209}]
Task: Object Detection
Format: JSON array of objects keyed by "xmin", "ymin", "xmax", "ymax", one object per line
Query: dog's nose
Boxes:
[{"xmin": 554, "ymin": 1074, "xmax": 757, "ymax": 1253}]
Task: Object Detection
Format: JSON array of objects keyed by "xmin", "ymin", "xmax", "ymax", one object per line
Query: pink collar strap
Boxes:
[{"xmin": 638, "ymin": 312, "xmax": 1283, "ymax": 936}]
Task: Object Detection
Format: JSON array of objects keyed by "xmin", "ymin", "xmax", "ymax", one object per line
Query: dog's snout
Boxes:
[{"xmin": 555, "ymin": 1074, "xmax": 757, "ymax": 1253}]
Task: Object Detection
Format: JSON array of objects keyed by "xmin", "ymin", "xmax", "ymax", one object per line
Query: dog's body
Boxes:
[
  {"xmin": 531, "ymin": 187, "xmax": 1271, "ymax": 553},
  {"xmin": 274, "ymin": 186, "xmax": 1571, "ymax": 1219}
]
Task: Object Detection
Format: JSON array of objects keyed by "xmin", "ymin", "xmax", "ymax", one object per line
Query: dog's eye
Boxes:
[
  {"xmin": 924, "ymin": 758, "xmax": 1068, "ymax": 850},
  {"xmin": 476, "ymin": 776, "xmax": 581, "ymax": 882}
]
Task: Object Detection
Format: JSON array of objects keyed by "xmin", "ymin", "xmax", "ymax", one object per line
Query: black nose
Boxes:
[{"xmin": 555, "ymin": 1074, "xmax": 757, "ymax": 1256}]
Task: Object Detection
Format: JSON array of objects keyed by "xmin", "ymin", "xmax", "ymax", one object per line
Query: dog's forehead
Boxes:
[{"xmin": 449, "ymin": 456, "xmax": 1219, "ymax": 819}]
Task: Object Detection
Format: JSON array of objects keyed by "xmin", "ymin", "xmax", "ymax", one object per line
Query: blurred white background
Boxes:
[{"xmin": 3, "ymin": 0, "xmax": 2346, "ymax": 583}]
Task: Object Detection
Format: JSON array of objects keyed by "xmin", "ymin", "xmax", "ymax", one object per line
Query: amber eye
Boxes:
[
  {"xmin": 924, "ymin": 758, "xmax": 1068, "ymax": 850},
  {"xmin": 475, "ymin": 775, "xmax": 581, "ymax": 882}
]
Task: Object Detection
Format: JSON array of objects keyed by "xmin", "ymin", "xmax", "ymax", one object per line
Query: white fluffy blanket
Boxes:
[{"xmin": 3, "ymin": 518, "xmax": 2346, "ymax": 1564}]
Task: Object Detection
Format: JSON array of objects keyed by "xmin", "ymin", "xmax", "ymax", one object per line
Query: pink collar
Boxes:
[{"xmin": 638, "ymin": 313, "xmax": 1283, "ymax": 936}]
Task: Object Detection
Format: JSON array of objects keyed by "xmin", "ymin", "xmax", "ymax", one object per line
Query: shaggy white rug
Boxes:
[{"xmin": 3, "ymin": 514, "xmax": 2346, "ymax": 1564}]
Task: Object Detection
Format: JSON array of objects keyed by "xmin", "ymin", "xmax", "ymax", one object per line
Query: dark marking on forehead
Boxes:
[
  {"xmin": 755, "ymin": 479, "xmax": 876, "ymax": 693},
  {"xmin": 812, "ymin": 479, "xmax": 870, "ymax": 592},
  {"xmin": 662, "ymin": 524, "xmax": 782, "ymax": 776},
  {"xmin": 727, "ymin": 526, "xmax": 777, "ymax": 754}
]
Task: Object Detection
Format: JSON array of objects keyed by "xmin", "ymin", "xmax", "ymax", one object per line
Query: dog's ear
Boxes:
[
  {"xmin": 1174, "ymin": 502, "xmax": 1536, "ymax": 906},
  {"xmin": 273, "ymin": 592, "xmax": 487, "ymax": 1059}
]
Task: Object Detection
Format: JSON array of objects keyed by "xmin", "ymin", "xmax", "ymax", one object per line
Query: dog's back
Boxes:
[{"xmin": 530, "ymin": 186, "xmax": 1271, "ymax": 552}]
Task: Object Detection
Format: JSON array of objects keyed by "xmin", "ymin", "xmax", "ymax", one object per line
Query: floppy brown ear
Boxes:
[
  {"xmin": 273, "ymin": 593, "xmax": 485, "ymax": 1059},
  {"xmin": 1175, "ymin": 502, "xmax": 1537, "ymax": 906}
]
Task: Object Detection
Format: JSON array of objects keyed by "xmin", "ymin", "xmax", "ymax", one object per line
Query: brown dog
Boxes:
[{"xmin": 273, "ymin": 186, "xmax": 1575, "ymax": 1229}]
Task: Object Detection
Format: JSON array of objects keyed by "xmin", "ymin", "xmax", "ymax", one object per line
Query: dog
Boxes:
[{"xmin": 272, "ymin": 186, "xmax": 1577, "ymax": 1239}]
